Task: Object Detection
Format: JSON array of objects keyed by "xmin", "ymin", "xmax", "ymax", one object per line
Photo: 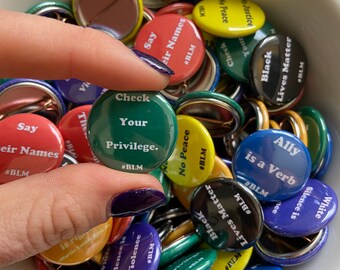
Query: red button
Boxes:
[
  {"xmin": 155, "ymin": 3, "xmax": 194, "ymax": 17},
  {"xmin": 58, "ymin": 105, "xmax": 100, "ymax": 164},
  {"xmin": 0, "ymin": 113, "xmax": 64, "ymax": 184},
  {"xmin": 134, "ymin": 14, "xmax": 205, "ymax": 85},
  {"xmin": 107, "ymin": 216, "xmax": 134, "ymax": 244}
]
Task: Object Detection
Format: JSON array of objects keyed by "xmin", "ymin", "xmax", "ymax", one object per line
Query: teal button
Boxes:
[
  {"xmin": 216, "ymin": 22, "xmax": 276, "ymax": 82},
  {"xmin": 87, "ymin": 91, "xmax": 178, "ymax": 173},
  {"xmin": 164, "ymin": 248, "xmax": 217, "ymax": 270}
]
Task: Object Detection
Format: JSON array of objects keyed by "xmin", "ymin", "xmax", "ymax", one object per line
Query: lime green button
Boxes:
[
  {"xmin": 298, "ymin": 106, "xmax": 328, "ymax": 172},
  {"xmin": 87, "ymin": 91, "xmax": 177, "ymax": 173},
  {"xmin": 192, "ymin": 0, "xmax": 265, "ymax": 38},
  {"xmin": 162, "ymin": 115, "xmax": 215, "ymax": 187}
]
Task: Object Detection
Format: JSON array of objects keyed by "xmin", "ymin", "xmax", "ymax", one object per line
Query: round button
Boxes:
[
  {"xmin": 192, "ymin": 0, "xmax": 265, "ymax": 38},
  {"xmin": 211, "ymin": 247, "xmax": 253, "ymax": 270},
  {"xmin": 232, "ymin": 129, "xmax": 312, "ymax": 202},
  {"xmin": 190, "ymin": 178, "xmax": 263, "ymax": 251},
  {"xmin": 58, "ymin": 105, "xmax": 100, "ymax": 164},
  {"xmin": 101, "ymin": 222, "xmax": 161, "ymax": 270},
  {"xmin": 40, "ymin": 218, "xmax": 112, "ymax": 265},
  {"xmin": 262, "ymin": 178, "xmax": 338, "ymax": 237},
  {"xmin": 163, "ymin": 248, "xmax": 217, "ymax": 270},
  {"xmin": 0, "ymin": 113, "xmax": 64, "ymax": 184},
  {"xmin": 54, "ymin": 79, "xmax": 106, "ymax": 105},
  {"xmin": 249, "ymin": 34, "xmax": 307, "ymax": 106},
  {"xmin": 87, "ymin": 91, "xmax": 177, "ymax": 173},
  {"xmin": 73, "ymin": 0, "xmax": 143, "ymax": 42},
  {"xmin": 216, "ymin": 21, "xmax": 276, "ymax": 82},
  {"xmin": 298, "ymin": 106, "xmax": 328, "ymax": 173},
  {"xmin": 161, "ymin": 115, "xmax": 215, "ymax": 187},
  {"xmin": 134, "ymin": 14, "xmax": 205, "ymax": 85}
]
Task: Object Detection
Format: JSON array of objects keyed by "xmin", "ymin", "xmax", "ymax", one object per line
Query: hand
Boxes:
[{"xmin": 0, "ymin": 9, "xmax": 170, "ymax": 266}]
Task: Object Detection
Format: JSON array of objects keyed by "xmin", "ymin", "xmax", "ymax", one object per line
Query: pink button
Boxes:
[
  {"xmin": 0, "ymin": 113, "xmax": 64, "ymax": 183},
  {"xmin": 134, "ymin": 14, "xmax": 205, "ymax": 85}
]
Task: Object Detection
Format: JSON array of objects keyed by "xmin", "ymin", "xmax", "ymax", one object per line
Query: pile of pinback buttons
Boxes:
[{"xmin": 0, "ymin": 0, "xmax": 338, "ymax": 269}]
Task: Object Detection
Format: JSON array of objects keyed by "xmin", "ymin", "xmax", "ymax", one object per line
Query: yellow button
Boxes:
[
  {"xmin": 173, "ymin": 155, "xmax": 233, "ymax": 210},
  {"xmin": 192, "ymin": 0, "xmax": 265, "ymax": 38},
  {"xmin": 211, "ymin": 247, "xmax": 253, "ymax": 270},
  {"xmin": 40, "ymin": 218, "xmax": 112, "ymax": 266},
  {"xmin": 162, "ymin": 115, "xmax": 215, "ymax": 187},
  {"xmin": 162, "ymin": 219, "xmax": 195, "ymax": 247},
  {"xmin": 121, "ymin": 0, "xmax": 144, "ymax": 44}
]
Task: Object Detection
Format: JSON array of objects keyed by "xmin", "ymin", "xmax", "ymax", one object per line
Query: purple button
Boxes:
[
  {"xmin": 101, "ymin": 222, "xmax": 161, "ymax": 270},
  {"xmin": 262, "ymin": 178, "xmax": 338, "ymax": 237},
  {"xmin": 54, "ymin": 79, "xmax": 106, "ymax": 105}
]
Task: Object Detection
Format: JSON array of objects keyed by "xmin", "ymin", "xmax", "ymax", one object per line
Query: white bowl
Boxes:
[{"xmin": 1, "ymin": 0, "xmax": 339, "ymax": 269}]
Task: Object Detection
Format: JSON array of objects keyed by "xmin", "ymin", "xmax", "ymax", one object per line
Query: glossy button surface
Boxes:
[
  {"xmin": 190, "ymin": 178, "xmax": 263, "ymax": 251},
  {"xmin": 161, "ymin": 115, "xmax": 215, "ymax": 187},
  {"xmin": 101, "ymin": 222, "xmax": 161, "ymax": 270},
  {"xmin": 58, "ymin": 105, "xmax": 100, "ymax": 164},
  {"xmin": 192, "ymin": 0, "xmax": 265, "ymax": 38},
  {"xmin": 87, "ymin": 91, "xmax": 177, "ymax": 173},
  {"xmin": 73, "ymin": 0, "xmax": 143, "ymax": 42},
  {"xmin": 262, "ymin": 178, "xmax": 338, "ymax": 237},
  {"xmin": 164, "ymin": 248, "xmax": 217, "ymax": 270},
  {"xmin": 211, "ymin": 247, "xmax": 253, "ymax": 270},
  {"xmin": 0, "ymin": 113, "xmax": 64, "ymax": 183},
  {"xmin": 216, "ymin": 22, "xmax": 275, "ymax": 82},
  {"xmin": 134, "ymin": 14, "xmax": 205, "ymax": 85},
  {"xmin": 40, "ymin": 219, "xmax": 112, "ymax": 265},
  {"xmin": 249, "ymin": 34, "xmax": 307, "ymax": 105},
  {"xmin": 298, "ymin": 106, "xmax": 328, "ymax": 173},
  {"xmin": 54, "ymin": 79, "xmax": 106, "ymax": 105},
  {"xmin": 232, "ymin": 129, "xmax": 312, "ymax": 202}
]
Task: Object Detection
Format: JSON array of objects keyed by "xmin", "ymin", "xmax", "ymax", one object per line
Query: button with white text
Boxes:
[
  {"xmin": 87, "ymin": 91, "xmax": 177, "ymax": 173},
  {"xmin": 232, "ymin": 129, "xmax": 312, "ymax": 202},
  {"xmin": 134, "ymin": 14, "xmax": 205, "ymax": 85},
  {"xmin": 0, "ymin": 113, "xmax": 64, "ymax": 184},
  {"xmin": 190, "ymin": 178, "xmax": 263, "ymax": 251}
]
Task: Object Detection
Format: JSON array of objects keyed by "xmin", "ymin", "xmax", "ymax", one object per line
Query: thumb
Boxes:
[{"xmin": 0, "ymin": 163, "xmax": 165, "ymax": 266}]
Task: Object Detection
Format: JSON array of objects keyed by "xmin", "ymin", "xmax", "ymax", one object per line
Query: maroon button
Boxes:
[
  {"xmin": 107, "ymin": 216, "xmax": 134, "ymax": 244},
  {"xmin": 0, "ymin": 113, "xmax": 64, "ymax": 183},
  {"xmin": 57, "ymin": 105, "xmax": 100, "ymax": 164},
  {"xmin": 134, "ymin": 14, "xmax": 205, "ymax": 85}
]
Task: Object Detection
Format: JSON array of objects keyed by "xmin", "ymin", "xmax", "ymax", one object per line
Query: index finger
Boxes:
[{"xmin": 0, "ymin": 9, "xmax": 170, "ymax": 90}]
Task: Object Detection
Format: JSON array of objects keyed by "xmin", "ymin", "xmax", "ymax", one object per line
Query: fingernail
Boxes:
[
  {"xmin": 132, "ymin": 48, "xmax": 175, "ymax": 76},
  {"xmin": 108, "ymin": 188, "xmax": 167, "ymax": 217}
]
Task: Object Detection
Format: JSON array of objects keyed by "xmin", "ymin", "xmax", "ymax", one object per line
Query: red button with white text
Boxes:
[
  {"xmin": 58, "ymin": 105, "xmax": 100, "ymax": 164},
  {"xmin": 134, "ymin": 14, "xmax": 205, "ymax": 85},
  {"xmin": 0, "ymin": 113, "xmax": 64, "ymax": 183}
]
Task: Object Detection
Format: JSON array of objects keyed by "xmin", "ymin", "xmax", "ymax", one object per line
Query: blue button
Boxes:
[
  {"xmin": 232, "ymin": 129, "xmax": 312, "ymax": 202},
  {"xmin": 262, "ymin": 178, "xmax": 338, "ymax": 237}
]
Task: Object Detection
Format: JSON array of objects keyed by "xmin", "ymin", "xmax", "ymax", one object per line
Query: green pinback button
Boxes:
[
  {"xmin": 216, "ymin": 22, "xmax": 276, "ymax": 82},
  {"xmin": 149, "ymin": 168, "xmax": 172, "ymax": 203},
  {"xmin": 164, "ymin": 248, "xmax": 217, "ymax": 270},
  {"xmin": 87, "ymin": 91, "xmax": 178, "ymax": 173},
  {"xmin": 159, "ymin": 233, "xmax": 201, "ymax": 268},
  {"xmin": 192, "ymin": 0, "xmax": 265, "ymax": 38},
  {"xmin": 298, "ymin": 106, "xmax": 328, "ymax": 173}
]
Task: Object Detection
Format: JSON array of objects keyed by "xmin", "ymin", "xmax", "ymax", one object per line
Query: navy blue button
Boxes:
[
  {"xmin": 101, "ymin": 222, "xmax": 161, "ymax": 270},
  {"xmin": 262, "ymin": 178, "xmax": 338, "ymax": 237},
  {"xmin": 232, "ymin": 129, "xmax": 312, "ymax": 202},
  {"xmin": 54, "ymin": 79, "xmax": 106, "ymax": 105}
]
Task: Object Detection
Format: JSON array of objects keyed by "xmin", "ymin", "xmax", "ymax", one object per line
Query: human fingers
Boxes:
[
  {"xmin": 0, "ymin": 9, "xmax": 172, "ymax": 90},
  {"xmin": 0, "ymin": 163, "xmax": 165, "ymax": 266}
]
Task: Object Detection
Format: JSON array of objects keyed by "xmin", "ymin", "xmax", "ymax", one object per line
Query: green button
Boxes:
[
  {"xmin": 216, "ymin": 21, "xmax": 276, "ymax": 82},
  {"xmin": 87, "ymin": 91, "xmax": 178, "ymax": 173},
  {"xmin": 149, "ymin": 168, "xmax": 172, "ymax": 203},
  {"xmin": 298, "ymin": 106, "xmax": 328, "ymax": 172},
  {"xmin": 164, "ymin": 248, "xmax": 217, "ymax": 270}
]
